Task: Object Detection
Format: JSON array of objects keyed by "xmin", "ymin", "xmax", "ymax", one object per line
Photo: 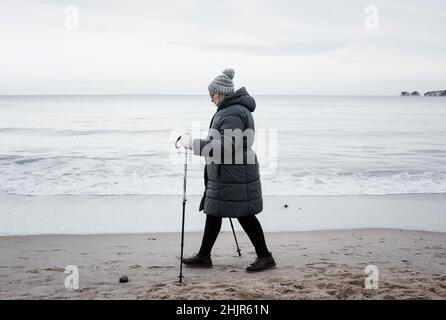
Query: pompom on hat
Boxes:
[{"xmin": 208, "ymin": 68, "xmax": 235, "ymax": 95}]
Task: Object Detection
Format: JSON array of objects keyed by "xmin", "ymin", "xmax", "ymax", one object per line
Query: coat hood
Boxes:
[{"xmin": 218, "ymin": 87, "xmax": 256, "ymax": 112}]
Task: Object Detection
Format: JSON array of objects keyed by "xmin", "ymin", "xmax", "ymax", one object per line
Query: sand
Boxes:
[{"xmin": 1, "ymin": 229, "xmax": 445, "ymax": 300}]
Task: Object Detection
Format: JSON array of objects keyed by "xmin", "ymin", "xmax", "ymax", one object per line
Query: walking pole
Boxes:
[
  {"xmin": 175, "ymin": 135, "xmax": 188, "ymax": 283},
  {"xmin": 229, "ymin": 218, "xmax": 242, "ymax": 256}
]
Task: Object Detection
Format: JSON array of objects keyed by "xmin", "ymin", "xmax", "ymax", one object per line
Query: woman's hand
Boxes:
[{"xmin": 179, "ymin": 133, "xmax": 193, "ymax": 150}]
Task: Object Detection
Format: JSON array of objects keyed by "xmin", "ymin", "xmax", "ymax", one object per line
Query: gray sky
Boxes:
[{"xmin": 1, "ymin": 0, "xmax": 445, "ymax": 95}]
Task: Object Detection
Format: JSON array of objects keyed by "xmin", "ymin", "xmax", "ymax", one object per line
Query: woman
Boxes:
[{"xmin": 178, "ymin": 68, "xmax": 276, "ymax": 272}]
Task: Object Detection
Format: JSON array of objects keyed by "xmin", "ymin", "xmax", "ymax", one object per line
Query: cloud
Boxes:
[
  {"xmin": 0, "ymin": 0, "xmax": 445, "ymax": 94},
  {"xmin": 168, "ymin": 40, "xmax": 349, "ymax": 56}
]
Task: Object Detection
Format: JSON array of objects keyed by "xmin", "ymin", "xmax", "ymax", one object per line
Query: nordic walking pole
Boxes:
[
  {"xmin": 229, "ymin": 218, "xmax": 242, "ymax": 256},
  {"xmin": 175, "ymin": 135, "xmax": 188, "ymax": 283}
]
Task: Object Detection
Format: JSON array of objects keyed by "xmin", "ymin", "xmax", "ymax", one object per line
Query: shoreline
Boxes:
[
  {"xmin": 2, "ymin": 227, "xmax": 446, "ymax": 238},
  {"xmin": 1, "ymin": 193, "xmax": 446, "ymax": 236}
]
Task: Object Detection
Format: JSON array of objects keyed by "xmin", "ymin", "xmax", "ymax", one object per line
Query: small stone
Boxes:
[
  {"xmin": 402, "ymin": 259, "xmax": 408, "ymax": 263},
  {"xmin": 119, "ymin": 275, "xmax": 129, "ymax": 283},
  {"xmin": 283, "ymin": 204, "xmax": 289, "ymax": 208}
]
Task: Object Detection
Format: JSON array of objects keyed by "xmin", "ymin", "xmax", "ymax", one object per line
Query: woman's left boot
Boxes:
[{"xmin": 246, "ymin": 253, "xmax": 276, "ymax": 272}]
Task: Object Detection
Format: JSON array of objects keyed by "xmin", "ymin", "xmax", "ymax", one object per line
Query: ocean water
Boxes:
[{"xmin": 1, "ymin": 95, "xmax": 446, "ymax": 196}]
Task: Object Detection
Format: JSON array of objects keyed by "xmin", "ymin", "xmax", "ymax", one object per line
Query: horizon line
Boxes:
[{"xmin": 0, "ymin": 93, "xmax": 406, "ymax": 97}]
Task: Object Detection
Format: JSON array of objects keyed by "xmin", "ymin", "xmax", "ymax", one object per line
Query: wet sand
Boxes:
[{"xmin": 2, "ymin": 193, "xmax": 446, "ymax": 235}]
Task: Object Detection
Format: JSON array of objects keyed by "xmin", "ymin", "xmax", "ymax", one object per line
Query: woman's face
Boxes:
[{"xmin": 210, "ymin": 92, "xmax": 221, "ymax": 107}]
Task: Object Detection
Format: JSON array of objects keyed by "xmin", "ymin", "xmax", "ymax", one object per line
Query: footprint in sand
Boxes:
[
  {"xmin": 26, "ymin": 269, "xmax": 39, "ymax": 274},
  {"xmin": 116, "ymin": 252, "xmax": 131, "ymax": 256},
  {"xmin": 320, "ymin": 258, "xmax": 329, "ymax": 262},
  {"xmin": 347, "ymin": 278, "xmax": 364, "ymax": 286},
  {"xmin": 104, "ymin": 260, "xmax": 124, "ymax": 265},
  {"xmin": 43, "ymin": 267, "xmax": 65, "ymax": 272}
]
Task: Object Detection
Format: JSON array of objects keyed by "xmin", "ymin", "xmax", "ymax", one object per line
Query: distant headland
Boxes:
[{"xmin": 401, "ymin": 90, "xmax": 446, "ymax": 96}]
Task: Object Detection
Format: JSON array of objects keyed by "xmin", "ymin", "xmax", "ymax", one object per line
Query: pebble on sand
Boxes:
[{"xmin": 119, "ymin": 275, "xmax": 129, "ymax": 283}]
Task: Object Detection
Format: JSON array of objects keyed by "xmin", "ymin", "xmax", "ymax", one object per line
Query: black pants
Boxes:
[{"xmin": 198, "ymin": 215, "xmax": 270, "ymax": 258}]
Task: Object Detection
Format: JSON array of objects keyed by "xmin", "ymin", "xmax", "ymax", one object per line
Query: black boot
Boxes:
[
  {"xmin": 246, "ymin": 253, "xmax": 276, "ymax": 272},
  {"xmin": 182, "ymin": 253, "xmax": 213, "ymax": 268}
]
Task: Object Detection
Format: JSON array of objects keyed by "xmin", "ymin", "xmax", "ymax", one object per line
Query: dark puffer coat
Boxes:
[{"xmin": 192, "ymin": 87, "xmax": 263, "ymax": 218}]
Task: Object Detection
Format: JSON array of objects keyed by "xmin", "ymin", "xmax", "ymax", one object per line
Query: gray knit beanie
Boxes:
[{"xmin": 208, "ymin": 68, "xmax": 235, "ymax": 95}]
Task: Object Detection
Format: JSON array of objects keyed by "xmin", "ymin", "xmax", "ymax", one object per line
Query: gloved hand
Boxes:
[{"xmin": 179, "ymin": 133, "xmax": 193, "ymax": 150}]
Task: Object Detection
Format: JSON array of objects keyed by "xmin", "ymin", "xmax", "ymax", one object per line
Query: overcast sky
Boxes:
[{"xmin": 0, "ymin": 0, "xmax": 445, "ymax": 95}]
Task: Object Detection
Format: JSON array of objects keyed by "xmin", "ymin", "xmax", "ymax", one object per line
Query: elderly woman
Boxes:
[{"xmin": 179, "ymin": 68, "xmax": 276, "ymax": 272}]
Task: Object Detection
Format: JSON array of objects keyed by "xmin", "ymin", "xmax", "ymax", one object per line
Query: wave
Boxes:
[
  {"xmin": 0, "ymin": 127, "xmax": 169, "ymax": 136},
  {"xmin": 1, "ymin": 170, "xmax": 445, "ymax": 196},
  {"xmin": 2, "ymin": 191, "xmax": 446, "ymax": 197},
  {"xmin": 0, "ymin": 154, "xmax": 160, "ymax": 165},
  {"xmin": 1, "ymin": 152, "xmax": 445, "ymax": 196}
]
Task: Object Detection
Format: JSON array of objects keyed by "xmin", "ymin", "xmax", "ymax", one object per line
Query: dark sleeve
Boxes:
[{"xmin": 192, "ymin": 114, "xmax": 246, "ymax": 157}]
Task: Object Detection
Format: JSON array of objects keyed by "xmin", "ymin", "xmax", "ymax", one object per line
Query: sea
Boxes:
[{"xmin": 1, "ymin": 94, "xmax": 445, "ymax": 197}]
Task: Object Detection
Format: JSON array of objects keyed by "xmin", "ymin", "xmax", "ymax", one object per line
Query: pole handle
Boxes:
[{"xmin": 175, "ymin": 135, "xmax": 182, "ymax": 149}]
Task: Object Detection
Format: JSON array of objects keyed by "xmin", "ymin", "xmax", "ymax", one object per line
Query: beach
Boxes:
[
  {"xmin": 1, "ymin": 193, "xmax": 445, "ymax": 300},
  {"xmin": 1, "ymin": 0, "xmax": 446, "ymax": 304},
  {"xmin": 1, "ymin": 95, "xmax": 445, "ymax": 300},
  {"xmin": 1, "ymin": 228, "xmax": 445, "ymax": 300}
]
